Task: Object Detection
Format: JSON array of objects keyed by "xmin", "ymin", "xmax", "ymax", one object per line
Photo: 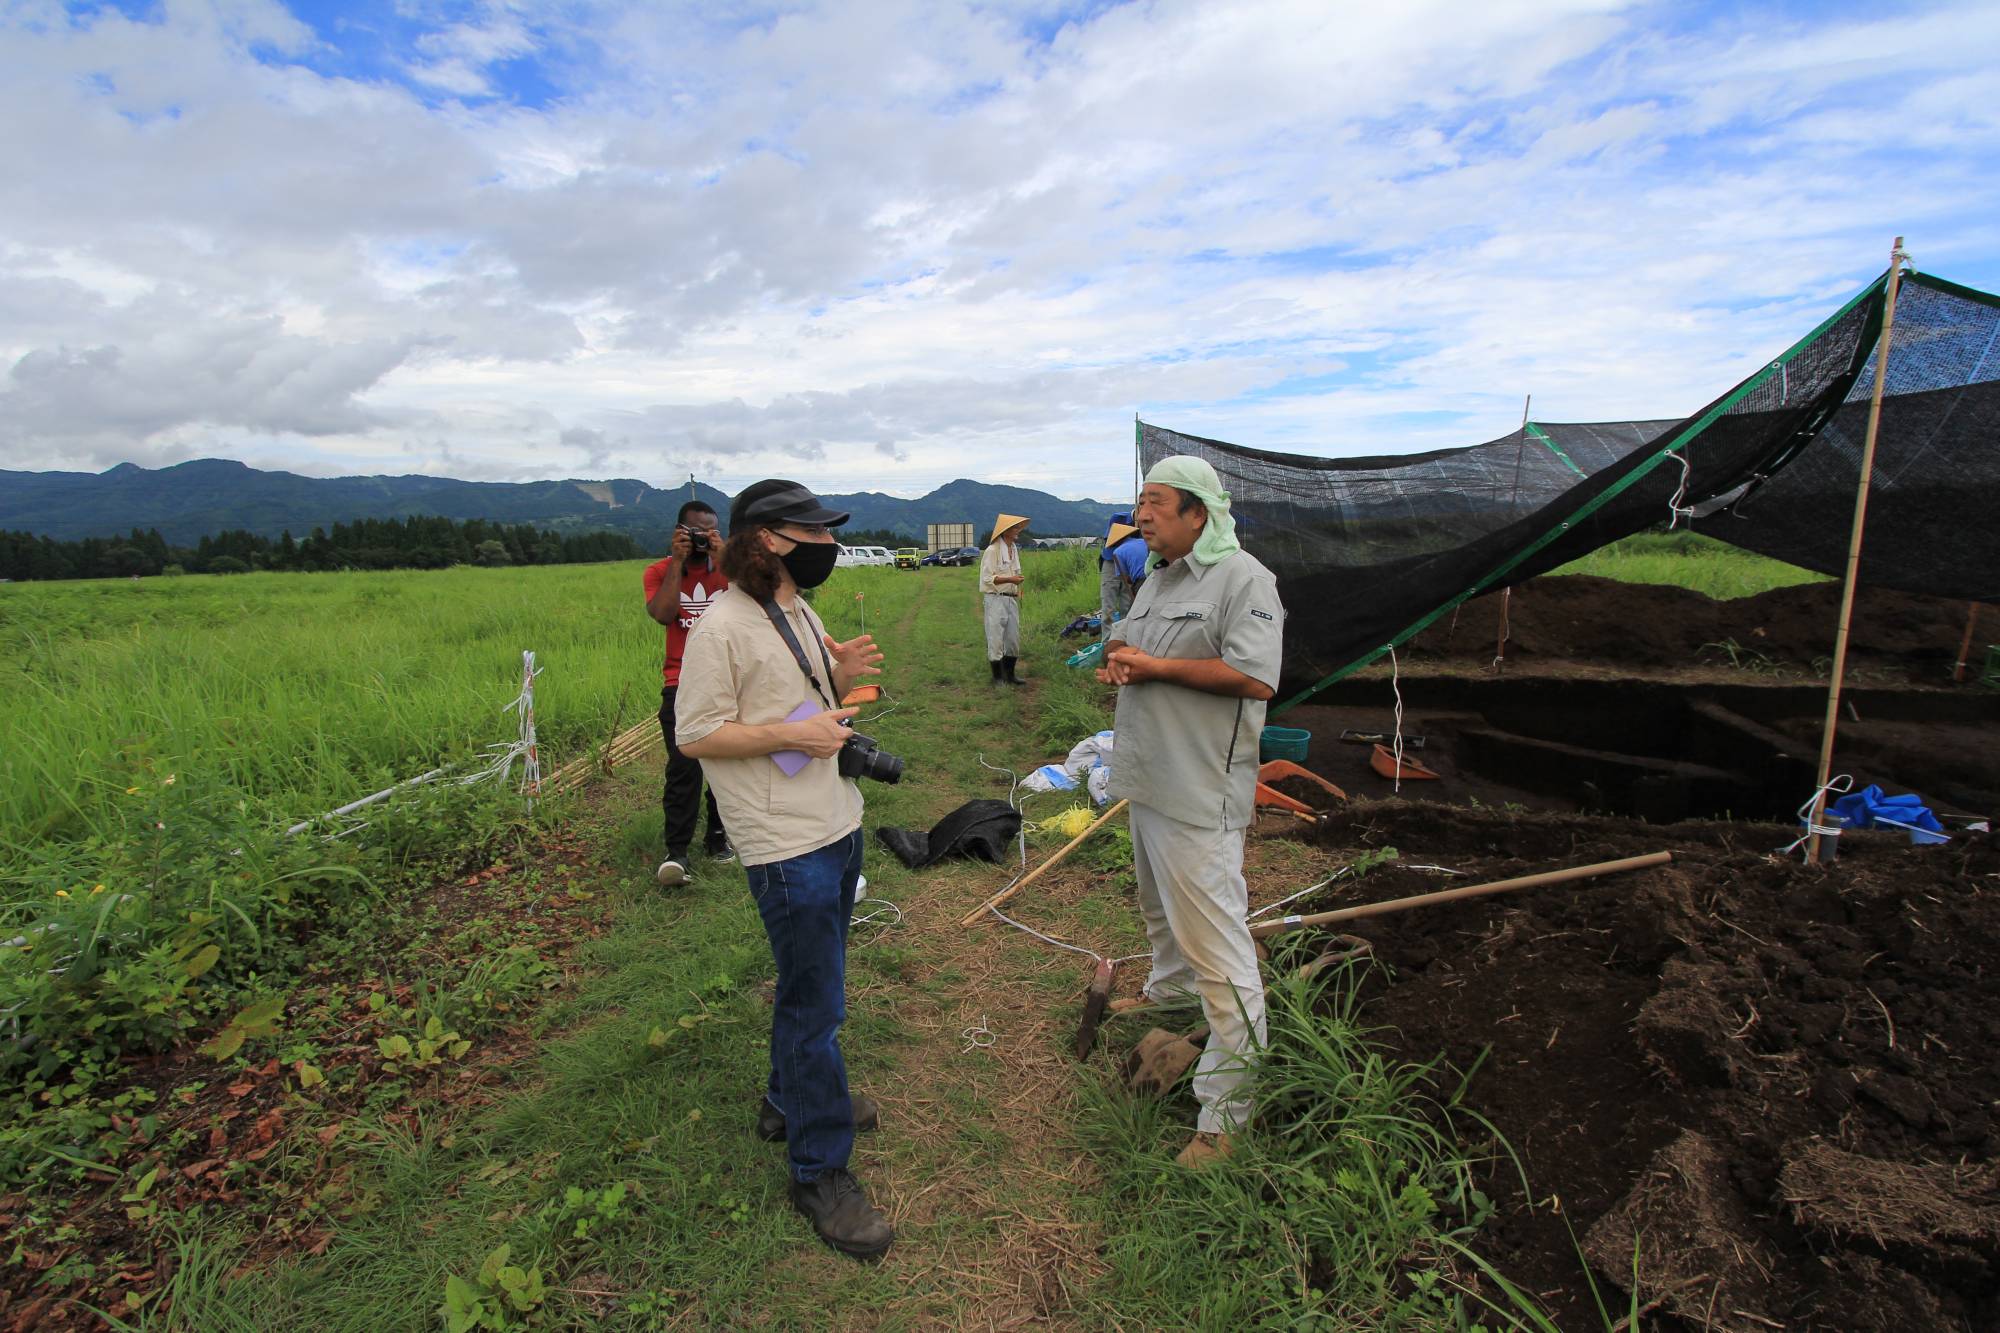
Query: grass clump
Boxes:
[{"xmin": 1079, "ymin": 950, "xmax": 1520, "ymax": 1330}]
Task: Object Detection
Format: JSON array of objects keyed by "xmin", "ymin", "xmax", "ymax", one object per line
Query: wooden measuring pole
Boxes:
[
  {"xmin": 960, "ymin": 799, "xmax": 1129, "ymax": 927},
  {"xmin": 1248, "ymin": 851, "xmax": 1671, "ymax": 940},
  {"xmin": 1808, "ymin": 237, "xmax": 1907, "ymax": 865},
  {"xmin": 1953, "ymin": 602, "xmax": 1981, "ymax": 683}
]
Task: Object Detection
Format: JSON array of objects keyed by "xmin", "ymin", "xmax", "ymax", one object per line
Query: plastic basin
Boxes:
[{"xmin": 1260, "ymin": 726, "xmax": 1311, "ymax": 763}]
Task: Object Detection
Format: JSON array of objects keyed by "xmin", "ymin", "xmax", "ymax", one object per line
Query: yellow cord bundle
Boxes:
[{"xmin": 1030, "ymin": 805, "xmax": 1098, "ymax": 839}]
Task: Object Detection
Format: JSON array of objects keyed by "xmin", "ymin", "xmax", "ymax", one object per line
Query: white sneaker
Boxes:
[{"xmin": 655, "ymin": 857, "xmax": 688, "ymax": 887}]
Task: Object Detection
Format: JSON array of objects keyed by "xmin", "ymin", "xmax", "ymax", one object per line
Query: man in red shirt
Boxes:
[{"xmin": 643, "ymin": 499, "xmax": 732, "ymax": 885}]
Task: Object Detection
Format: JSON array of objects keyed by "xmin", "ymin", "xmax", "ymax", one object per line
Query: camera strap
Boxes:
[{"xmin": 759, "ymin": 599, "xmax": 840, "ymax": 711}]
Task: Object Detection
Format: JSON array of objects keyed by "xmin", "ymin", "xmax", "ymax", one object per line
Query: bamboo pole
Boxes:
[
  {"xmin": 1953, "ymin": 602, "xmax": 1981, "ymax": 683},
  {"xmin": 960, "ymin": 800, "xmax": 1129, "ymax": 927},
  {"xmin": 1496, "ymin": 395, "xmax": 1531, "ymax": 674},
  {"xmin": 1808, "ymin": 238, "xmax": 1907, "ymax": 865},
  {"xmin": 1248, "ymin": 851, "xmax": 1671, "ymax": 939}
]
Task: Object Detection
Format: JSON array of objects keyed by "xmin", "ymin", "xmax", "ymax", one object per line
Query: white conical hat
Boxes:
[{"xmin": 990, "ymin": 513, "xmax": 1029, "ymax": 543}]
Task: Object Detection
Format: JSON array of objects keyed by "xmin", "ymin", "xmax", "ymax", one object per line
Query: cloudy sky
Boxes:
[{"xmin": 2, "ymin": 0, "xmax": 1995, "ymax": 500}]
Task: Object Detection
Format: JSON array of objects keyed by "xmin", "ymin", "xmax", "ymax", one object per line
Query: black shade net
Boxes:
[
  {"xmin": 1692, "ymin": 273, "xmax": 2000, "ymax": 602},
  {"xmin": 1135, "ymin": 269, "xmax": 2000, "ymax": 709}
]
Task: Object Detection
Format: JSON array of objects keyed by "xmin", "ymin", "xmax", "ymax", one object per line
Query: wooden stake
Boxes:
[
  {"xmin": 1496, "ymin": 395, "xmax": 1532, "ymax": 674},
  {"xmin": 1953, "ymin": 602, "xmax": 1981, "ymax": 683},
  {"xmin": 960, "ymin": 800, "xmax": 1129, "ymax": 927},
  {"xmin": 1809, "ymin": 238, "xmax": 1907, "ymax": 865},
  {"xmin": 1248, "ymin": 851, "xmax": 1671, "ymax": 939}
]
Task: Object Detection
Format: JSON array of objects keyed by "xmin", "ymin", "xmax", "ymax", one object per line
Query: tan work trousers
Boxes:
[
  {"xmin": 983, "ymin": 593, "xmax": 1020, "ymax": 659},
  {"xmin": 1129, "ymin": 800, "xmax": 1266, "ymax": 1133}
]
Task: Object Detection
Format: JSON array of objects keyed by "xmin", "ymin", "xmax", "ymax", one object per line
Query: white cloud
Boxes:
[{"xmin": 1, "ymin": 0, "xmax": 1996, "ymax": 499}]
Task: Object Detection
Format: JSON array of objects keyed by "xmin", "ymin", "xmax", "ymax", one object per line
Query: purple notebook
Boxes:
[{"xmin": 770, "ymin": 701, "xmax": 821, "ymax": 776}]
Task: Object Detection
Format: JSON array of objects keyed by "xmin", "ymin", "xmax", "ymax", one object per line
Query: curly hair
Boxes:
[{"xmin": 718, "ymin": 528, "xmax": 785, "ymax": 602}]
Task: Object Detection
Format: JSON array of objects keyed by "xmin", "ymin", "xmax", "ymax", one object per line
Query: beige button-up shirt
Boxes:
[
  {"xmin": 978, "ymin": 540, "xmax": 1021, "ymax": 596},
  {"xmin": 674, "ymin": 586, "xmax": 864, "ymax": 867},
  {"xmin": 1107, "ymin": 548, "xmax": 1285, "ymax": 830}
]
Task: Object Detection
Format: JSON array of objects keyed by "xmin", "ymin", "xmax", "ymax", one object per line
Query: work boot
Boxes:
[
  {"xmin": 988, "ymin": 659, "xmax": 1003, "ymax": 687},
  {"xmin": 790, "ymin": 1168, "xmax": 894, "ymax": 1260},
  {"xmin": 1002, "ymin": 655, "xmax": 1026, "ymax": 686},
  {"xmin": 1175, "ymin": 1131, "xmax": 1234, "ymax": 1168},
  {"xmin": 756, "ymin": 1093, "xmax": 881, "ymax": 1143}
]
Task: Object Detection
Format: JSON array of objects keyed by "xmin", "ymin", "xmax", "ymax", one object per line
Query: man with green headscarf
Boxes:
[{"xmin": 1096, "ymin": 455, "xmax": 1285, "ymax": 1168}]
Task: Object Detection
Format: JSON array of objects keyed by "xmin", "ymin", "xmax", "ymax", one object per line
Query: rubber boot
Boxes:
[
  {"xmin": 1002, "ymin": 655, "xmax": 1026, "ymax": 686},
  {"xmin": 989, "ymin": 658, "xmax": 1003, "ymax": 687}
]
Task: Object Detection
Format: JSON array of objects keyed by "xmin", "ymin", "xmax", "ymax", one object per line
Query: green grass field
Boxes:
[{"xmin": 1551, "ymin": 531, "xmax": 1826, "ymax": 599}]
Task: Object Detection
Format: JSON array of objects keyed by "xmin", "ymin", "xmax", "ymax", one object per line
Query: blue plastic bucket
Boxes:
[{"xmin": 1260, "ymin": 726, "xmax": 1312, "ymax": 763}]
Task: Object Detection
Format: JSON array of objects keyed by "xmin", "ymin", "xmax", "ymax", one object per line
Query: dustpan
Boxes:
[
  {"xmin": 1254, "ymin": 759, "xmax": 1347, "ymax": 815},
  {"xmin": 1370, "ymin": 743, "xmax": 1440, "ymax": 781}
]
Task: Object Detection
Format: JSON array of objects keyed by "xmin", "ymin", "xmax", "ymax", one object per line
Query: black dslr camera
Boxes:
[{"xmin": 837, "ymin": 730, "xmax": 903, "ymax": 784}]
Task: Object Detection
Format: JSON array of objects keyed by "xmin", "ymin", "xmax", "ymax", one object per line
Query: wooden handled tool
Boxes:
[
  {"xmin": 960, "ymin": 799, "xmax": 1129, "ymax": 927},
  {"xmin": 1248, "ymin": 851, "xmax": 1671, "ymax": 940},
  {"xmin": 1073, "ymin": 957, "xmax": 1115, "ymax": 1060}
]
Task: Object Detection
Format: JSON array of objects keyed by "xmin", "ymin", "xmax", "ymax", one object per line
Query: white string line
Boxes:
[
  {"xmin": 961, "ymin": 1016, "xmax": 996, "ymax": 1052},
  {"xmin": 1389, "ymin": 645, "xmax": 1406, "ymax": 796},
  {"xmin": 1782, "ymin": 773, "xmax": 1854, "ymax": 860},
  {"xmin": 1247, "ymin": 868, "xmax": 1350, "ymax": 920}
]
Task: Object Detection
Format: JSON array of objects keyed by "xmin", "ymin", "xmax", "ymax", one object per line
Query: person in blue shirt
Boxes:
[{"xmin": 1101, "ymin": 517, "xmax": 1149, "ymax": 635}]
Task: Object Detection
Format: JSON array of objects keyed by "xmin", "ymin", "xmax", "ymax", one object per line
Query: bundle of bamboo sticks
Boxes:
[{"xmin": 542, "ymin": 720, "xmax": 662, "ymax": 794}]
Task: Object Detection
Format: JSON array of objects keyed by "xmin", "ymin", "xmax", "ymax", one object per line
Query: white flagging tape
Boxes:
[
  {"xmin": 1667, "ymin": 451, "xmax": 1696, "ymax": 530},
  {"xmin": 288, "ymin": 649, "xmax": 546, "ymax": 840},
  {"xmin": 1782, "ymin": 774, "xmax": 1855, "ymax": 860}
]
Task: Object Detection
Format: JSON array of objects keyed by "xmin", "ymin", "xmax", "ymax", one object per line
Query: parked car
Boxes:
[
  {"xmin": 894, "ymin": 548, "xmax": 922, "ymax": 569},
  {"xmin": 936, "ymin": 546, "xmax": 981, "ymax": 567},
  {"xmin": 918, "ymin": 550, "xmax": 947, "ymax": 567},
  {"xmin": 843, "ymin": 545, "xmax": 893, "ymax": 567}
]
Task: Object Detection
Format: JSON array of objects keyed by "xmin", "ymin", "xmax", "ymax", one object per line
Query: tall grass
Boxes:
[{"xmin": 1, "ymin": 564, "xmax": 664, "ymax": 845}]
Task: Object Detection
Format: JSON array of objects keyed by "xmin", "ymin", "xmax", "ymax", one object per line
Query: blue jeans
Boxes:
[{"xmin": 745, "ymin": 829, "xmax": 862, "ymax": 1182}]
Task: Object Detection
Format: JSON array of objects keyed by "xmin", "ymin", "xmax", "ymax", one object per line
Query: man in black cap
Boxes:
[{"xmin": 676, "ymin": 479, "xmax": 895, "ymax": 1261}]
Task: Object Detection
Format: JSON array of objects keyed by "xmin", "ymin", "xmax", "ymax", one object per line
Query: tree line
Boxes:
[{"xmin": 0, "ymin": 515, "xmax": 645, "ymax": 582}]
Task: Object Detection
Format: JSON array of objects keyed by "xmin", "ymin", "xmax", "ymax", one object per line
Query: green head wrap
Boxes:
[{"xmin": 1142, "ymin": 455, "xmax": 1240, "ymax": 567}]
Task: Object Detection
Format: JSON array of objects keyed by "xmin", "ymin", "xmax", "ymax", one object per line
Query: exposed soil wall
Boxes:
[{"xmin": 1292, "ymin": 800, "xmax": 2000, "ymax": 1331}]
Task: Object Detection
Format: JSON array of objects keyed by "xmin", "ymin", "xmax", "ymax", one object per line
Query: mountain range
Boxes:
[{"xmin": 0, "ymin": 459, "xmax": 1126, "ymax": 546}]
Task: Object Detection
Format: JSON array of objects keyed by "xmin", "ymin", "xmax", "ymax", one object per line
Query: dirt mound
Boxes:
[
  {"xmin": 1288, "ymin": 799, "xmax": 2000, "ymax": 1330},
  {"xmin": 1402, "ymin": 575, "xmax": 1980, "ymax": 675}
]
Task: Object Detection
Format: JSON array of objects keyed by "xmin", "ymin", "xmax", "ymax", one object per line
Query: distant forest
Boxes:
[{"xmin": 0, "ymin": 515, "xmax": 644, "ymax": 582}]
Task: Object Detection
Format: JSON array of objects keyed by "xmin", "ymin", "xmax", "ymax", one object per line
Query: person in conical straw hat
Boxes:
[
  {"xmin": 1096, "ymin": 455, "xmax": 1285, "ymax": 1169},
  {"xmin": 979, "ymin": 513, "xmax": 1030, "ymax": 686}
]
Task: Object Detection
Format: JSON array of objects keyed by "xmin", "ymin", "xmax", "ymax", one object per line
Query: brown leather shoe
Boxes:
[
  {"xmin": 1175, "ymin": 1131, "xmax": 1234, "ymax": 1168},
  {"xmin": 756, "ymin": 1094, "xmax": 880, "ymax": 1143},
  {"xmin": 790, "ymin": 1168, "xmax": 894, "ymax": 1260}
]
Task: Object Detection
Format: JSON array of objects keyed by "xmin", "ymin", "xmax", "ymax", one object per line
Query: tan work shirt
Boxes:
[
  {"xmin": 978, "ymin": 540, "xmax": 1020, "ymax": 596},
  {"xmin": 674, "ymin": 586, "xmax": 864, "ymax": 867},
  {"xmin": 1107, "ymin": 548, "xmax": 1285, "ymax": 830}
]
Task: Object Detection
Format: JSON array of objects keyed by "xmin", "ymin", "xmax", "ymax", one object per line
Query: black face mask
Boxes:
[{"xmin": 776, "ymin": 535, "xmax": 839, "ymax": 589}]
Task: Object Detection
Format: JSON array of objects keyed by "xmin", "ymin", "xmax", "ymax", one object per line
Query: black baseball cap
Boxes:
[{"xmin": 728, "ymin": 479, "xmax": 851, "ymax": 532}]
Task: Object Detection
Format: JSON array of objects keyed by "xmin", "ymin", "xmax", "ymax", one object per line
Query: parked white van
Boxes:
[{"xmin": 836, "ymin": 545, "xmax": 894, "ymax": 567}]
